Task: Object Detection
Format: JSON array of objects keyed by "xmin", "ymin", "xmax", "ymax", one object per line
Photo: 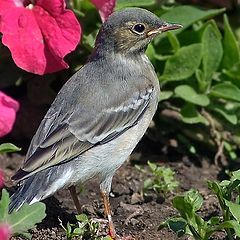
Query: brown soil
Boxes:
[{"xmin": 1, "ymin": 140, "xmax": 227, "ymax": 240}]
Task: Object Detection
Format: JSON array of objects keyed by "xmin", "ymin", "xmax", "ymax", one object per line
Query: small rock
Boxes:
[
  {"xmin": 130, "ymin": 193, "xmax": 143, "ymax": 205},
  {"xmin": 82, "ymin": 204, "xmax": 96, "ymax": 215},
  {"xmin": 130, "ymin": 218, "xmax": 139, "ymax": 226}
]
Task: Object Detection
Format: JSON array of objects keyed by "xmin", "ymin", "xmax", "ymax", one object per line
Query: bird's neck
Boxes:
[{"xmin": 89, "ymin": 44, "xmax": 147, "ymax": 63}]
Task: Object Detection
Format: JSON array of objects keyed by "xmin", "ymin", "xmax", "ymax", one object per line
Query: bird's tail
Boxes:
[
  {"xmin": 9, "ymin": 177, "xmax": 39, "ymax": 213},
  {"xmin": 9, "ymin": 171, "xmax": 52, "ymax": 213},
  {"xmin": 9, "ymin": 165, "xmax": 70, "ymax": 213}
]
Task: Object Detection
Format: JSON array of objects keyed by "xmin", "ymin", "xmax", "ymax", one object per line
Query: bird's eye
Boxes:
[{"xmin": 132, "ymin": 24, "xmax": 145, "ymax": 34}]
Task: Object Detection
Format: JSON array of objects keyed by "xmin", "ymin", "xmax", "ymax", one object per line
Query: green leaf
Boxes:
[
  {"xmin": 147, "ymin": 161, "xmax": 157, "ymax": 172},
  {"xmin": 173, "ymin": 196, "xmax": 192, "ymax": 218},
  {"xmin": 0, "ymin": 143, "xmax": 21, "ymax": 153},
  {"xmin": 232, "ymin": 170, "xmax": 240, "ymax": 181},
  {"xmin": 202, "ymin": 23, "xmax": 223, "ymax": 81},
  {"xmin": 223, "ymin": 63, "xmax": 240, "ymax": 80},
  {"xmin": 116, "ymin": 0, "xmax": 155, "ymax": 8},
  {"xmin": 159, "ymin": 91, "xmax": 173, "ymax": 101},
  {"xmin": 218, "ymin": 220, "xmax": 240, "ymax": 237},
  {"xmin": 0, "ymin": 189, "xmax": 10, "ymax": 221},
  {"xmin": 175, "ymin": 85, "xmax": 210, "ymax": 106},
  {"xmin": 222, "ymin": 14, "xmax": 240, "ymax": 69},
  {"xmin": 173, "ymin": 189, "xmax": 203, "ymax": 217},
  {"xmin": 210, "ymin": 82, "xmax": 240, "ymax": 102},
  {"xmin": 207, "ymin": 216, "xmax": 220, "ymax": 226},
  {"xmin": 159, "ymin": 217, "xmax": 187, "ymax": 237},
  {"xmin": 76, "ymin": 214, "xmax": 88, "ymax": 223},
  {"xmin": 7, "ymin": 202, "xmax": 46, "ymax": 235},
  {"xmin": 185, "ymin": 189, "xmax": 203, "ymax": 212},
  {"xmin": 146, "ymin": 43, "xmax": 169, "ymax": 62},
  {"xmin": 208, "ymin": 103, "xmax": 237, "ymax": 125},
  {"xmin": 180, "ymin": 104, "xmax": 208, "ymax": 125},
  {"xmin": 159, "ymin": 6, "xmax": 225, "ymax": 34},
  {"xmin": 161, "ymin": 44, "xmax": 202, "ymax": 82},
  {"xmin": 225, "ymin": 200, "xmax": 240, "ymax": 222},
  {"xmin": 146, "ymin": 43, "xmax": 155, "ymax": 62},
  {"xmin": 195, "ymin": 69, "xmax": 208, "ymax": 93},
  {"xmin": 167, "ymin": 32, "xmax": 180, "ymax": 52},
  {"xmin": 207, "ymin": 181, "xmax": 226, "ymax": 210}
]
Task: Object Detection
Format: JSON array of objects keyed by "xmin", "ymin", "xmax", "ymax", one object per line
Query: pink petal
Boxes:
[
  {"xmin": 33, "ymin": 2, "xmax": 81, "ymax": 64},
  {"xmin": 0, "ymin": 224, "xmax": 11, "ymax": 240},
  {"xmin": 91, "ymin": 0, "xmax": 115, "ymax": 22},
  {"xmin": 0, "ymin": 92, "xmax": 20, "ymax": 138},
  {"xmin": 0, "ymin": 0, "xmax": 81, "ymax": 75}
]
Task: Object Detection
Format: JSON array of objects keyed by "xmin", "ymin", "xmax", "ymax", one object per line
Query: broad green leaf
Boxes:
[
  {"xmin": 0, "ymin": 143, "xmax": 21, "ymax": 153},
  {"xmin": 159, "ymin": 217, "xmax": 187, "ymax": 237},
  {"xmin": 0, "ymin": 189, "xmax": 10, "ymax": 220},
  {"xmin": 222, "ymin": 14, "xmax": 240, "ymax": 69},
  {"xmin": 207, "ymin": 181, "xmax": 226, "ymax": 208},
  {"xmin": 159, "ymin": 91, "xmax": 173, "ymax": 101},
  {"xmin": 210, "ymin": 82, "xmax": 240, "ymax": 102},
  {"xmin": 208, "ymin": 103, "xmax": 237, "ymax": 125},
  {"xmin": 232, "ymin": 170, "xmax": 240, "ymax": 180},
  {"xmin": 219, "ymin": 180, "xmax": 230, "ymax": 187},
  {"xmin": 172, "ymin": 189, "xmax": 203, "ymax": 226},
  {"xmin": 146, "ymin": 43, "xmax": 170, "ymax": 61},
  {"xmin": 218, "ymin": 220, "xmax": 240, "ymax": 237},
  {"xmin": 116, "ymin": 0, "xmax": 155, "ymax": 8},
  {"xmin": 223, "ymin": 63, "xmax": 240, "ymax": 80},
  {"xmin": 161, "ymin": 44, "xmax": 202, "ymax": 82},
  {"xmin": 184, "ymin": 189, "xmax": 203, "ymax": 212},
  {"xmin": 207, "ymin": 216, "xmax": 220, "ymax": 226},
  {"xmin": 173, "ymin": 196, "xmax": 193, "ymax": 218},
  {"xmin": 76, "ymin": 214, "xmax": 88, "ymax": 223},
  {"xmin": 174, "ymin": 85, "xmax": 210, "ymax": 106},
  {"xmin": 207, "ymin": 181, "xmax": 223, "ymax": 196},
  {"xmin": 8, "ymin": 202, "xmax": 46, "ymax": 235},
  {"xmin": 180, "ymin": 104, "xmax": 208, "ymax": 125},
  {"xmin": 167, "ymin": 32, "xmax": 180, "ymax": 52},
  {"xmin": 159, "ymin": 6, "xmax": 225, "ymax": 35},
  {"xmin": 146, "ymin": 43, "xmax": 156, "ymax": 62},
  {"xmin": 168, "ymin": 218, "xmax": 187, "ymax": 237},
  {"xmin": 228, "ymin": 179, "xmax": 240, "ymax": 193},
  {"xmin": 202, "ymin": 23, "xmax": 223, "ymax": 81},
  {"xmin": 173, "ymin": 190, "xmax": 201, "ymax": 213},
  {"xmin": 225, "ymin": 200, "xmax": 240, "ymax": 222}
]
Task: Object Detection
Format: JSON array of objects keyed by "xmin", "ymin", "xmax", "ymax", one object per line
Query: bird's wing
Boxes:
[{"xmin": 12, "ymin": 73, "xmax": 155, "ymax": 181}]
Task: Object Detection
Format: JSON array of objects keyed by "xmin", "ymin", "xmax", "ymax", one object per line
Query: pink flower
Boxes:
[
  {"xmin": 91, "ymin": 0, "xmax": 116, "ymax": 22},
  {"xmin": 0, "ymin": 224, "xmax": 11, "ymax": 240},
  {"xmin": 0, "ymin": 92, "xmax": 19, "ymax": 137},
  {"xmin": 0, "ymin": 169, "xmax": 4, "ymax": 189},
  {"xmin": 0, "ymin": 0, "xmax": 81, "ymax": 75}
]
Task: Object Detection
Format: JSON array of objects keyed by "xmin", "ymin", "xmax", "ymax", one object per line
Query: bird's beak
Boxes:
[{"xmin": 147, "ymin": 22, "xmax": 183, "ymax": 37}]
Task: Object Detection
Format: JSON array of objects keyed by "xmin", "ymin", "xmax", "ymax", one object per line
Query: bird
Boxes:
[{"xmin": 10, "ymin": 7, "xmax": 182, "ymax": 239}]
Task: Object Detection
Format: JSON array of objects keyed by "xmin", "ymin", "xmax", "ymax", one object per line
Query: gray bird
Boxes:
[{"xmin": 10, "ymin": 7, "xmax": 182, "ymax": 238}]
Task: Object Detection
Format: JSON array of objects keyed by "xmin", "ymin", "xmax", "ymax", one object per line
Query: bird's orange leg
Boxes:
[
  {"xmin": 100, "ymin": 190, "xmax": 116, "ymax": 239},
  {"xmin": 69, "ymin": 185, "xmax": 81, "ymax": 214}
]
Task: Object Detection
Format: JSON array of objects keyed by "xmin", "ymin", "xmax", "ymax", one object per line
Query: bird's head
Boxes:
[{"xmin": 94, "ymin": 8, "xmax": 182, "ymax": 56}]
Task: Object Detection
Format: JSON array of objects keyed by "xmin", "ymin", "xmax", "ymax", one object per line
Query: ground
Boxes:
[{"xmin": 1, "ymin": 137, "xmax": 228, "ymax": 240}]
